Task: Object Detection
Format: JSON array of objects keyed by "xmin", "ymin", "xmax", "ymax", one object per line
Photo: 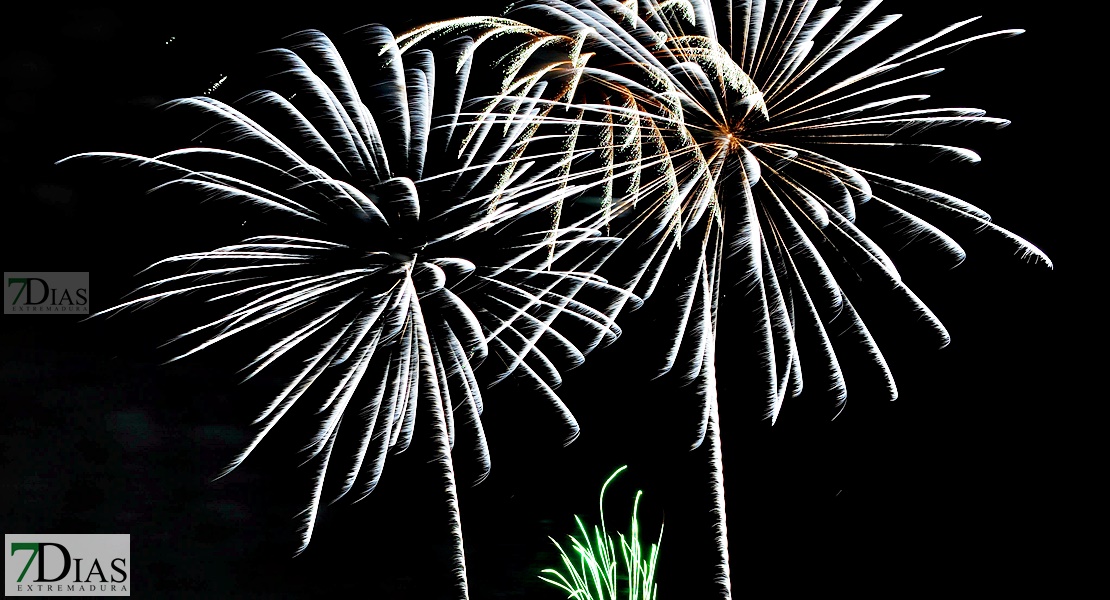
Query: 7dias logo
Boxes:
[
  {"xmin": 4, "ymin": 272, "xmax": 89, "ymax": 314},
  {"xmin": 4, "ymin": 535, "xmax": 129, "ymax": 596}
]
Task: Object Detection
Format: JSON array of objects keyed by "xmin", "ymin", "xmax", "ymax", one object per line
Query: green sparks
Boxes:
[{"xmin": 540, "ymin": 465, "xmax": 663, "ymax": 600}]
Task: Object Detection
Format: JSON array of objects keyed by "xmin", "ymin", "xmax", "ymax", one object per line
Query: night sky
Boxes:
[{"xmin": 2, "ymin": 2, "xmax": 1079, "ymax": 598}]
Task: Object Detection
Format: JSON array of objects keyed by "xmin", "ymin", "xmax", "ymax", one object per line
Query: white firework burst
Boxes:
[
  {"xmin": 398, "ymin": 1, "xmax": 1050, "ymax": 597},
  {"xmin": 62, "ymin": 25, "xmax": 632, "ymax": 598}
]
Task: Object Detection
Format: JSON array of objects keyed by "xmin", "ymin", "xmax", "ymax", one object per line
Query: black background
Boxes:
[{"xmin": 2, "ymin": 1, "xmax": 1083, "ymax": 598}]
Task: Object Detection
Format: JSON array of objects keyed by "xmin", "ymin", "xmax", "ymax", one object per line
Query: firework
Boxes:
[
  {"xmin": 540, "ymin": 465, "xmax": 663, "ymax": 600},
  {"xmin": 399, "ymin": 1, "xmax": 1050, "ymax": 597},
  {"xmin": 61, "ymin": 26, "xmax": 632, "ymax": 597}
]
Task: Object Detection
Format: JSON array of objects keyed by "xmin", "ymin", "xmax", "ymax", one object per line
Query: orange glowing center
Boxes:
[{"xmin": 719, "ymin": 123, "xmax": 745, "ymax": 153}]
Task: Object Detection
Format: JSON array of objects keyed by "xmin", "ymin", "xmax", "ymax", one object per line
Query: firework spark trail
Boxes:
[
  {"xmin": 402, "ymin": 1, "xmax": 1050, "ymax": 597},
  {"xmin": 61, "ymin": 26, "xmax": 642, "ymax": 596}
]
